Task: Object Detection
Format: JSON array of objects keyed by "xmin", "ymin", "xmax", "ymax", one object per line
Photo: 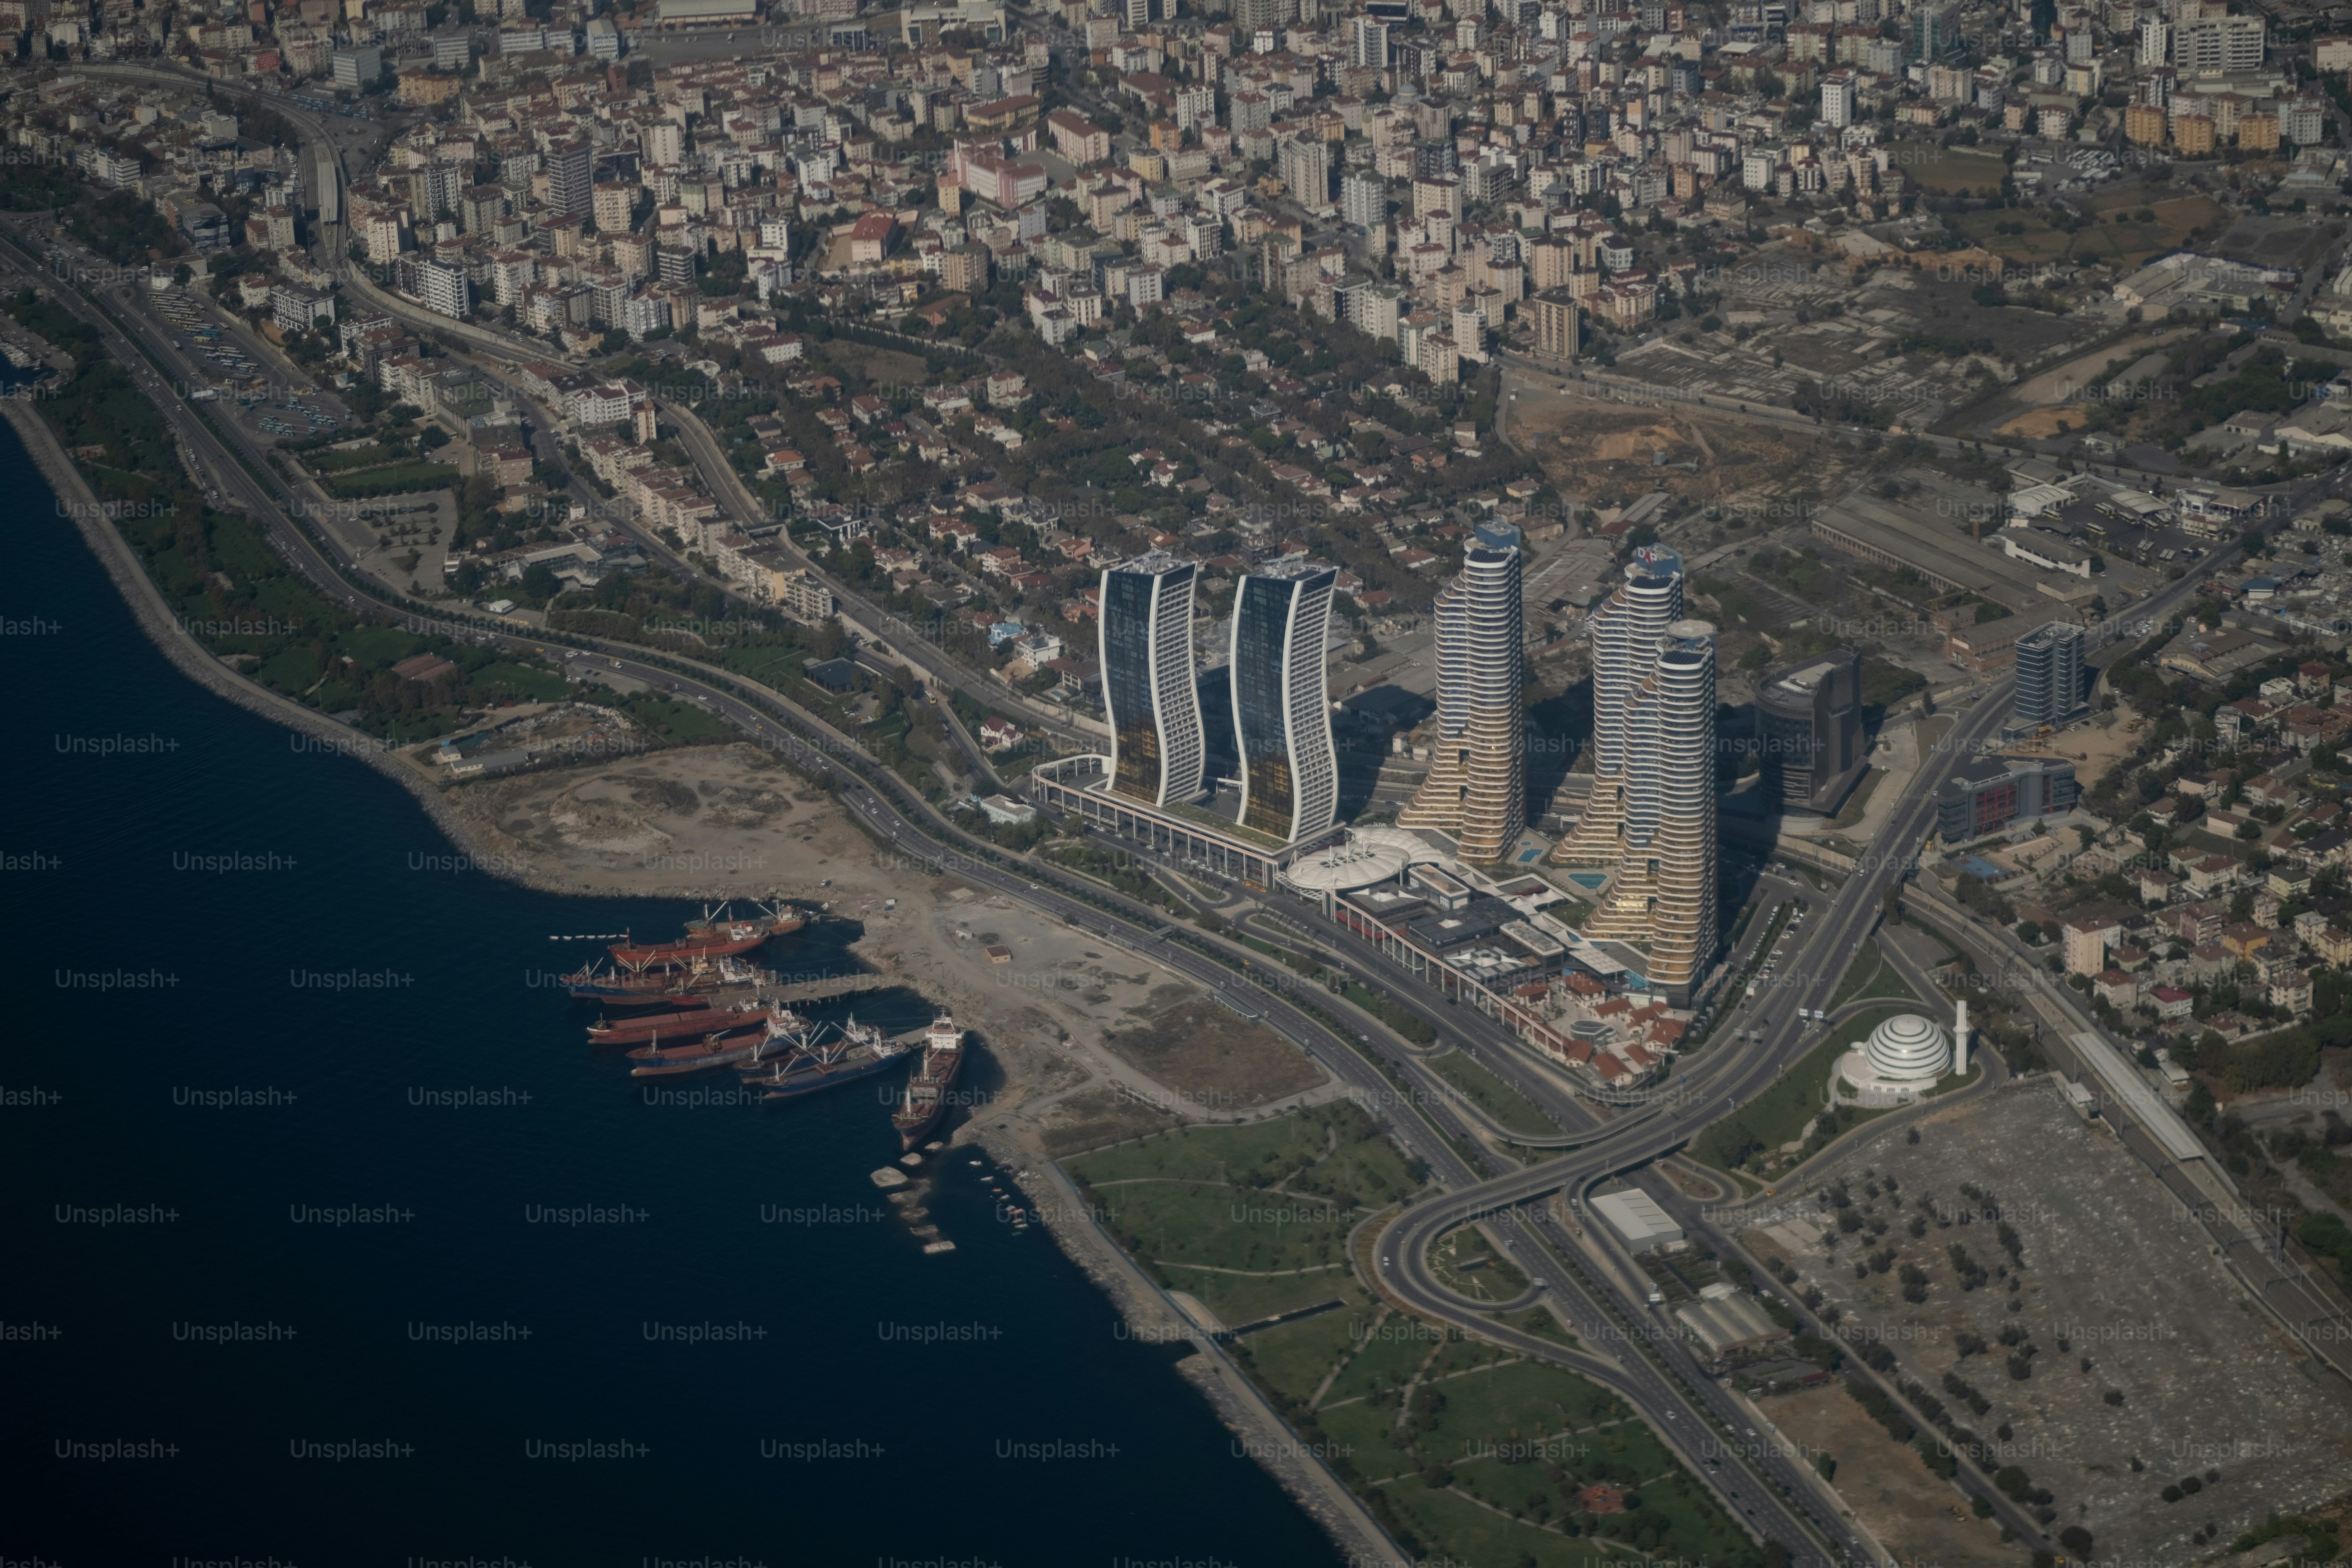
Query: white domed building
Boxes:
[{"xmin": 1835, "ymin": 1002, "xmax": 1972, "ymax": 1108}]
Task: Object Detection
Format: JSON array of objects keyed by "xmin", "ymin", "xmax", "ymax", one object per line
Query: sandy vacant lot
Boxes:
[
  {"xmin": 431, "ymin": 739, "xmax": 1335, "ymax": 1158},
  {"xmin": 1506, "ymin": 384, "xmax": 1874, "ymax": 516},
  {"xmin": 2007, "ymin": 333, "xmax": 2169, "ymax": 407},
  {"xmin": 1759, "ymin": 1380, "xmax": 2025, "ymax": 1568},
  {"xmin": 441, "ymin": 741, "xmax": 879, "ymax": 901}
]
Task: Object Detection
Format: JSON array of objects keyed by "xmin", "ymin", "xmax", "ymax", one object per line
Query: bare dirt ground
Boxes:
[
  {"xmin": 2007, "ymin": 333, "xmax": 2169, "ymax": 406},
  {"xmin": 1101, "ymin": 996, "xmax": 1327, "ymax": 1111},
  {"xmin": 439, "ymin": 741, "xmax": 873, "ymax": 899},
  {"xmin": 1999, "ymin": 705, "xmax": 2143, "ymax": 794},
  {"xmin": 913, "ymin": 893, "xmax": 1339, "ymax": 1156},
  {"xmin": 1993, "ymin": 406, "xmax": 2095, "ymax": 440},
  {"xmin": 1509, "ymin": 396, "xmax": 1872, "ymax": 515},
  {"xmin": 1758, "ymin": 1381, "xmax": 2026, "ymax": 1568}
]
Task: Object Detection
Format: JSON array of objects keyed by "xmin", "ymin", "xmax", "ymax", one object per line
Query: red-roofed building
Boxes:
[
  {"xmin": 848, "ymin": 212, "xmax": 896, "ymax": 265},
  {"xmin": 1046, "ymin": 109, "xmax": 1111, "ymax": 164}
]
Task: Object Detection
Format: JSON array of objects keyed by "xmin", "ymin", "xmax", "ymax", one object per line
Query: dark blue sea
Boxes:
[{"xmin": 3, "ymin": 420, "xmax": 1347, "ymax": 1568}]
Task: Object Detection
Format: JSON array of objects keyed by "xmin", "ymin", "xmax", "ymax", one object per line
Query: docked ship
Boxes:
[
  {"xmin": 688, "ymin": 899, "xmax": 805, "ymax": 938},
  {"xmin": 742, "ymin": 1015, "xmax": 909, "ymax": 1102},
  {"xmin": 627, "ymin": 1008, "xmax": 812, "ymax": 1078},
  {"xmin": 588, "ymin": 995, "xmax": 772, "ymax": 1047},
  {"xmin": 891, "ymin": 1015, "xmax": 966, "ymax": 1151},
  {"xmin": 564, "ymin": 954, "xmax": 769, "ymax": 1005},
  {"xmin": 607, "ymin": 902, "xmax": 806, "ymax": 969}
]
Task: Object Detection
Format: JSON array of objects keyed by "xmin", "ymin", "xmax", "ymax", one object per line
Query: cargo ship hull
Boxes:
[
  {"xmin": 606, "ymin": 927, "xmax": 773, "ymax": 968},
  {"xmin": 627, "ymin": 1033, "xmax": 785, "ymax": 1077},
  {"xmin": 744, "ymin": 1044, "xmax": 908, "ymax": 1102},
  {"xmin": 893, "ymin": 1019, "xmax": 966, "ymax": 1150},
  {"xmin": 594, "ymin": 1005, "xmax": 767, "ymax": 1047},
  {"xmin": 567, "ymin": 954, "xmax": 777, "ymax": 1003},
  {"xmin": 576, "ymin": 988, "xmax": 710, "ymax": 1010}
]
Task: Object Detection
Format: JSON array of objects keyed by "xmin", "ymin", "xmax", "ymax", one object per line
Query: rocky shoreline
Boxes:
[{"xmin": 976, "ymin": 1136, "xmax": 1406, "ymax": 1568}]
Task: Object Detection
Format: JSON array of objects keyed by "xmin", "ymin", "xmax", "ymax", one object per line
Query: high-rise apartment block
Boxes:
[
  {"xmin": 1398, "ymin": 539, "xmax": 1525, "ymax": 861},
  {"xmin": 546, "ymin": 140, "xmax": 594, "ymax": 219},
  {"xmin": 1821, "ymin": 70, "xmax": 1857, "ymax": 128},
  {"xmin": 2012, "ymin": 621, "xmax": 2085, "ymax": 732},
  {"xmin": 1278, "ymin": 136, "xmax": 1331, "ymax": 208},
  {"xmin": 1554, "ymin": 548, "xmax": 1720, "ymax": 1001},
  {"xmin": 2175, "ymin": 14, "xmax": 2263, "ymax": 74}
]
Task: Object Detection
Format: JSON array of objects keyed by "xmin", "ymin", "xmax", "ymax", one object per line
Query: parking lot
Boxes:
[{"xmin": 146, "ymin": 286, "xmax": 344, "ymax": 439}]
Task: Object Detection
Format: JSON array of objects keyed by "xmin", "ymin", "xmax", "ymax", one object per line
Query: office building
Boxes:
[
  {"xmin": 1908, "ymin": 0, "xmax": 1956, "ymax": 61},
  {"xmin": 1231, "ymin": 565, "xmax": 1341, "ymax": 845},
  {"xmin": 1752, "ymin": 648, "xmax": 1867, "ymax": 813},
  {"xmin": 2013, "ymin": 621, "xmax": 2085, "ymax": 732},
  {"xmin": 1100, "ymin": 555, "xmax": 1206, "ymax": 809},
  {"xmin": 1398, "ymin": 537, "xmax": 1524, "ymax": 861},
  {"xmin": 1934, "ymin": 754, "xmax": 2078, "ymax": 843},
  {"xmin": 331, "ymin": 44, "xmax": 382, "ymax": 90}
]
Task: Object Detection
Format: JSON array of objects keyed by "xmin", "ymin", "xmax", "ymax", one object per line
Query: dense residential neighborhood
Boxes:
[{"xmin": 17, "ymin": 0, "xmax": 2352, "ymax": 1558}]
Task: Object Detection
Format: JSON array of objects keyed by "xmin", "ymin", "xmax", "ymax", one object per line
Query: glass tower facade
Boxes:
[
  {"xmin": 1232, "ymin": 566, "xmax": 1339, "ymax": 844},
  {"xmin": 1099, "ymin": 557, "xmax": 1205, "ymax": 808}
]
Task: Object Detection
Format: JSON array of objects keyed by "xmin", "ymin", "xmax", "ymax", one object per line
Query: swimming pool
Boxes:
[{"xmin": 1565, "ymin": 871, "xmax": 1608, "ymax": 891}]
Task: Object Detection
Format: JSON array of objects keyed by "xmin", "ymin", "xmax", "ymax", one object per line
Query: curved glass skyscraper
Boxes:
[
  {"xmin": 1099, "ymin": 555, "xmax": 1205, "ymax": 808},
  {"xmin": 1232, "ymin": 565, "xmax": 1340, "ymax": 844}
]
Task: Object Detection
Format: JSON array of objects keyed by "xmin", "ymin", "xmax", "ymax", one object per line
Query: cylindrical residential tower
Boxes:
[
  {"xmin": 1554, "ymin": 560, "xmax": 1681, "ymax": 866},
  {"xmin": 1398, "ymin": 544, "xmax": 1525, "ymax": 862},
  {"xmin": 1641, "ymin": 619, "xmax": 1719, "ymax": 1000}
]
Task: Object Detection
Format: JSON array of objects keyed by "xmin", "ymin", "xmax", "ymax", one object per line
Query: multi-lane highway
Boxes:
[{"xmin": 11, "ymin": 76, "xmax": 2264, "ymax": 1564}]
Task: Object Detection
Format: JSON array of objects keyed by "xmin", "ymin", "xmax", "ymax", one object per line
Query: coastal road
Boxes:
[{"xmin": 15, "ymin": 152, "xmax": 2239, "ymax": 1563}]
